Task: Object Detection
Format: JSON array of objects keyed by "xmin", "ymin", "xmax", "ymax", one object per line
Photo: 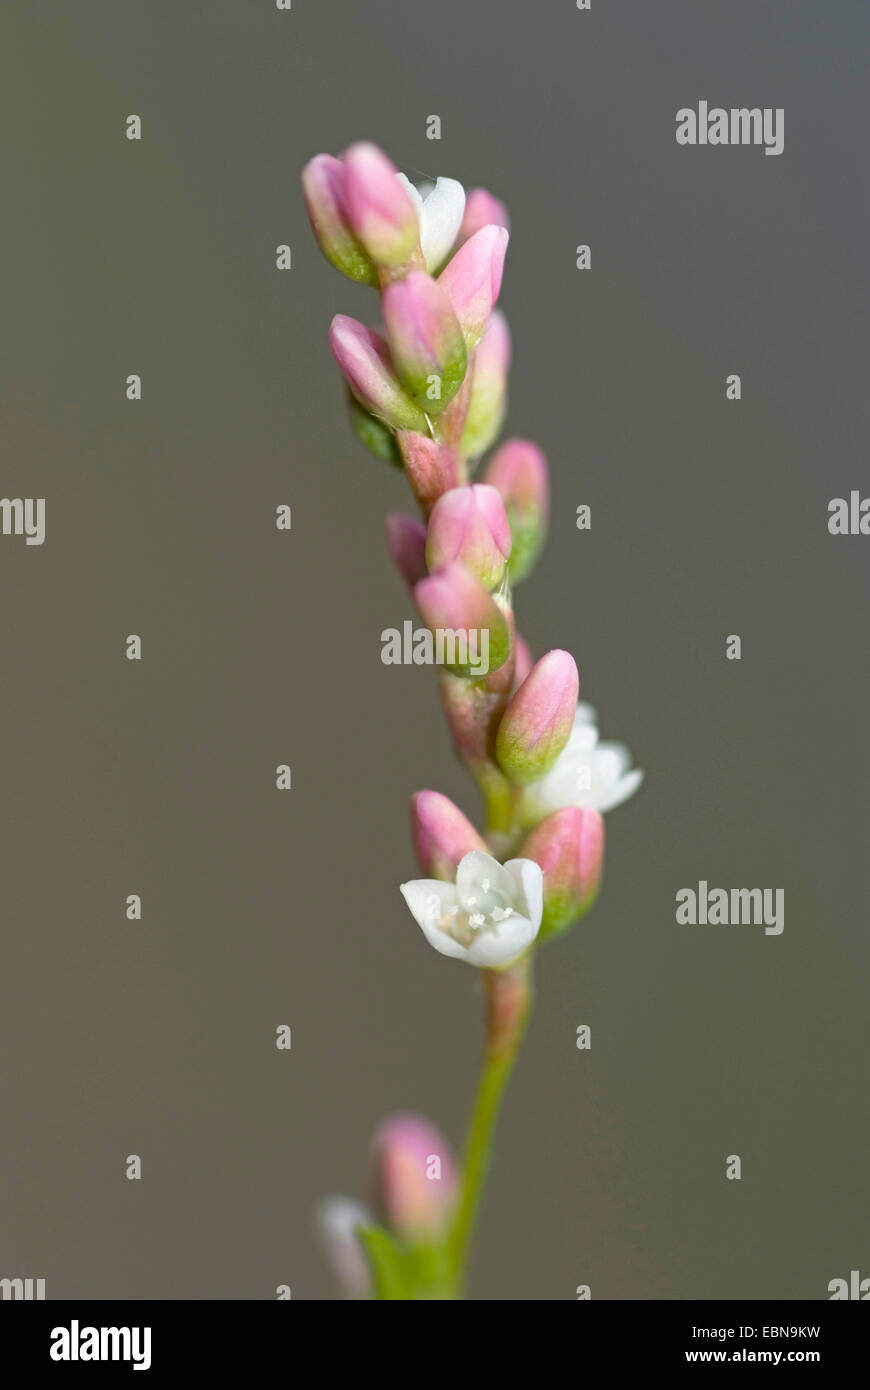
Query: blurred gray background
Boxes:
[{"xmin": 1, "ymin": 0, "xmax": 868, "ymax": 1299}]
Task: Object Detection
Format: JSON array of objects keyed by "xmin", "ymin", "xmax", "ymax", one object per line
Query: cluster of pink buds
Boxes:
[{"xmin": 303, "ymin": 139, "xmax": 643, "ymax": 972}]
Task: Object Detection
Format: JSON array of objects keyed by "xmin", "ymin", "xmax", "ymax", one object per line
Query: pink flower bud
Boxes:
[
  {"xmin": 461, "ymin": 309, "xmax": 512, "ymax": 459},
  {"xmin": 396, "ymin": 431, "xmax": 460, "ymax": 515},
  {"xmin": 496, "ymin": 649, "xmax": 579, "ymax": 784},
  {"xmin": 329, "ymin": 315, "xmax": 428, "ymax": 433},
  {"xmin": 426, "ymin": 484, "xmax": 512, "ymax": 591},
  {"xmin": 437, "ymin": 225, "xmax": 509, "ymax": 349},
  {"xmin": 410, "ymin": 790, "xmax": 487, "ymax": 879},
  {"xmin": 370, "ymin": 1113, "xmax": 458, "ymax": 1244},
  {"xmin": 458, "ymin": 187, "xmax": 511, "ymax": 243},
  {"xmin": 483, "ymin": 438, "xmax": 549, "ymax": 583},
  {"xmin": 382, "ymin": 271, "xmax": 467, "ymax": 412},
  {"xmin": 342, "ymin": 142, "xmax": 421, "ymax": 269},
  {"xmin": 414, "ymin": 563, "xmax": 510, "ymax": 677},
  {"xmin": 519, "ymin": 807, "xmax": 604, "ymax": 940},
  {"xmin": 384, "ymin": 513, "xmax": 428, "ymax": 588},
  {"xmin": 301, "ymin": 153, "xmax": 378, "ymax": 286}
]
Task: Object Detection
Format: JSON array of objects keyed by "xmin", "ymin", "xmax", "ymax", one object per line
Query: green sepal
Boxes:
[
  {"xmin": 347, "ymin": 391, "xmax": 403, "ymax": 466},
  {"xmin": 536, "ymin": 889, "xmax": 598, "ymax": 945},
  {"xmin": 443, "ymin": 606, "xmax": 510, "ymax": 680},
  {"xmin": 506, "ymin": 513, "xmax": 544, "ymax": 584},
  {"xmin": 461, "ymin": 385, "xmax": 506, "ymax": 460},
  {"xmin": 320, "ymin": 239, "xmax": 379, "ymax": 288},
  {"xmin": 401, "ymin": 342, "xmax": 467, "ymax": 416}
]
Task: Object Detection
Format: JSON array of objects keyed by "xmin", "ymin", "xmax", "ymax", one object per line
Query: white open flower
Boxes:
[
  {"xmin": 316, "ymin": 1196, "xmax": 372, "ymax": 1300},
  {"xmin": 401, "ymin": 849, "xmax": 542, "ymax": 968},
  {"xmin": 396, "ymin": 173, "xmax": 466, "ymax": 273},
  {"xmin": 520, "ymin": 703, "xmax": 644, "ymax": 821}
]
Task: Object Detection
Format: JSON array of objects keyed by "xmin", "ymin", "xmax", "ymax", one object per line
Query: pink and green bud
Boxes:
[
  {"xmin": 495, "ymin": 649, "xmax": 579, "ymax": 784},
  {"xmin": 414, "ymin": 563, "xmax": 510, "ymax": 677},
  {"xmin": 426, "ymin": 484, "xmax": 512, "ymax": 591},
  {"xmin": 347, "ymin": 389, "xmax": 402, "ymax": 465},
  {"xmin": 329, "ymin": 315, "xmax": 429, "ymax": 433},
  {"xmin": 301, "ymin": 153, "xmax": 378, "ymax": 287},
  {"xmin": 384, "ymin": 513, "xmax": 428, "ymax": 588},
  {"xmin": 396, "ymin": 431, "xmax": 460, "ymax": 514},
  {"xmin": 460, "ymin": 309, "xmax": 511, "ymax": 459},
  {"xmin": 370, "ymin": 1113, "xmax": 458, "ymax": 1245},
  {"xmin": 437, "ymin": 224, "xmax": 509, "ymax": 349},
  {"xmin": 458, "ymin": 187, "xmax": 511, "ymax": 244},
  {"xmin": 483, "ymin": 438, "xmax": 549, "ymax": 583},
  {"xmin": 410, "ymin": 790, "xmax": 487, "ymax": 879},
  {"xmin": 382, "ymin": 271, "xmax": 467, "ymax": 413},
  {"xmin": 342, "ymin": 142, "xmax": 421, "ymax": 269},
  {"xmin": 519, "ymin": 807, "xmax": 604, "ymax": 941}
]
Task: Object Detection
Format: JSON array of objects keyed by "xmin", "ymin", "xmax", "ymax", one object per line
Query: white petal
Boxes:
[
  {"xmin": 316, "ymin": 1197, "xmax": 373, "ymax": 1299},
  {"xmin": 596, "ymin": 767, "xmax": 644, "ymax": 813},
  {"xmin": 400, "ymin": 878, "xmax": 469, "ymax": 960},
  {"xmin": 317, "ymin": 1195, "xmax": 371, "ymax": 1243},
  {"xmin": 566, "ymin": 722, "xmax": 600, "ymax": 756},
  {"xmin": 466, "ymin": 911, "xmax": 538, "ymax": 967},
  {"xmin": 593, "ymin": 742, "xmax": 632, "ymax": 784},
  {"xmin": 455, "ymin": 849, "xmax": 514, "ymax": 911},
  {"xmin": 574, "ymin": 701, "xmax": 598, "ymax": 726},
  {"xmin": 400, "ymin": 877, "xmax": 458, "ymax": 926},
  {"xmin": 537, "ymin": 758, "xmax": 591, "ymax": 810},
  {"xmin": 395, "ymin": 172, "xmax": 424, "ymax": 219},
  {"xmin": 419, "ymin": 177, "xmax": 466, "ymax": 272},
  {"xmin": 502, "ymin": 858, "xmax": 544, "ymax": 932}
]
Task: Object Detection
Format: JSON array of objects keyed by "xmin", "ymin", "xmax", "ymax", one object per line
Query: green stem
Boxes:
[
  {"xmin": 477, "ymin": 764, "xmax": 514, "ymax": 836},
  {"xmin": 446, "ymin": 959, "xmax": 532, "ymax": 1292}
]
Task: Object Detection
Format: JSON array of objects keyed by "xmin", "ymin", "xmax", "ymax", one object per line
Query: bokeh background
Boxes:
[{"xmin": 1, "ymin": 0, "xmax": 868, "ymax": 1300}]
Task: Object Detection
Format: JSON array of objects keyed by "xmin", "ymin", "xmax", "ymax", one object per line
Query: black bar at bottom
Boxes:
[{"xmin": 0, "ymin": 1299, "xmax": 865, "ymax": 1375}]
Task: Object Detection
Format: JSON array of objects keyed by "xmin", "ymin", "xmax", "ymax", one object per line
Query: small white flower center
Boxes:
[{"xmin": 460, "ymin": 876, "xmax": 515, "ymax": 935}]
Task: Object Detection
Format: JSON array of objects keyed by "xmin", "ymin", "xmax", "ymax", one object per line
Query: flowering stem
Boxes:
[
  {"xmin": 478, "ymin": 767, "xmax": 514, "ymax": 836},
  {"xmin": 446, "ymin": 958, "xmax": 532, "ymax": 1292}
]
